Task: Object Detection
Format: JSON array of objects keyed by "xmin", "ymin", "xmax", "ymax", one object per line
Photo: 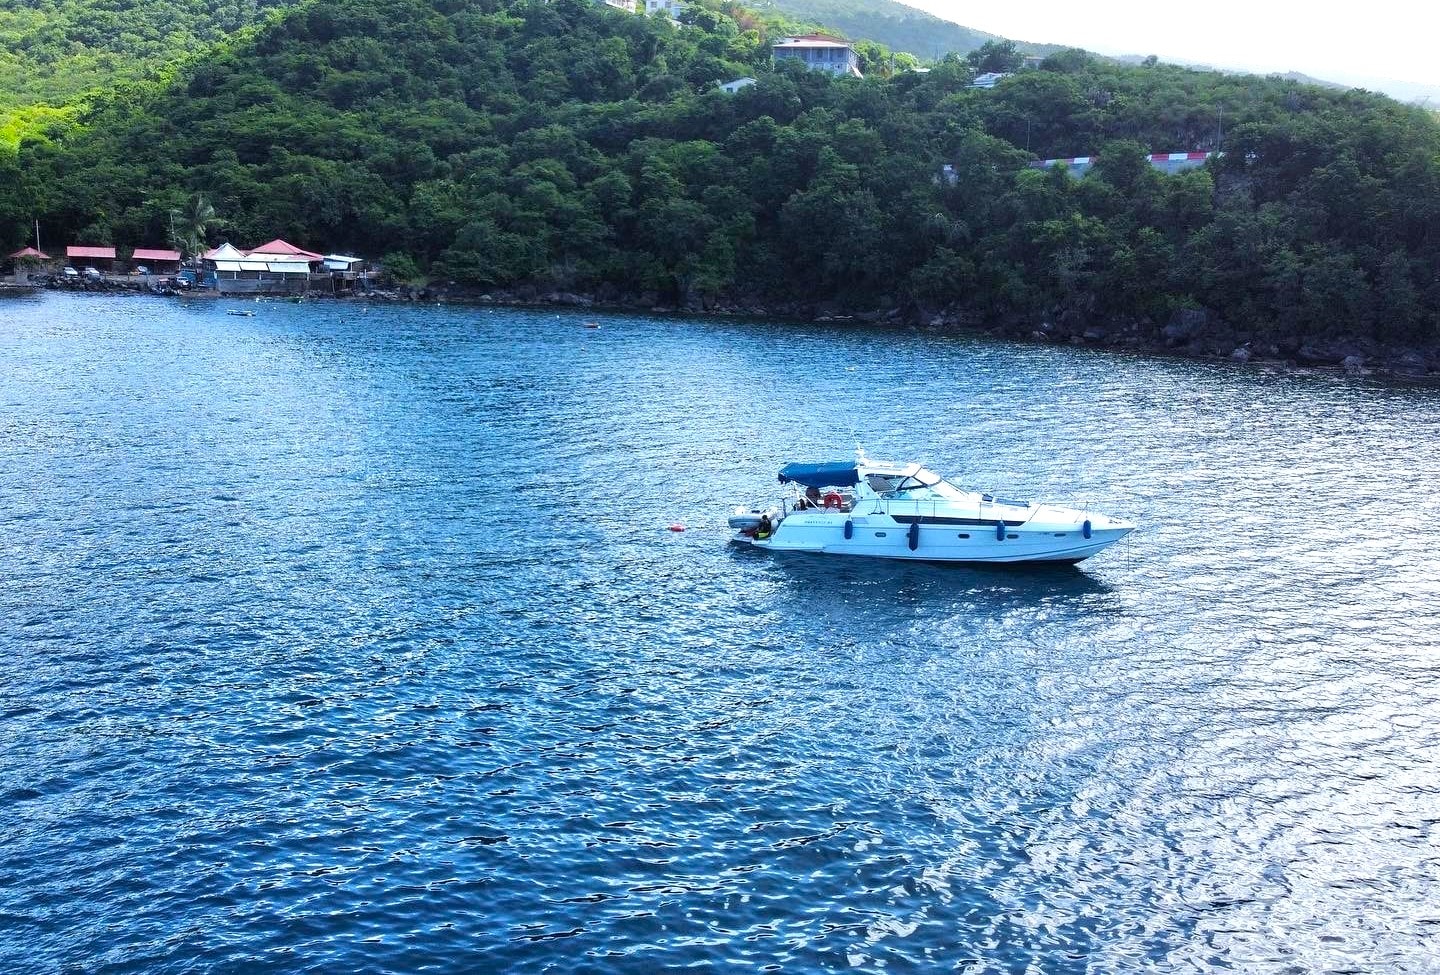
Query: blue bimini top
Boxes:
[{"xmin": 777, "ymin": 462, "xmax": 861, "ymax": 489}]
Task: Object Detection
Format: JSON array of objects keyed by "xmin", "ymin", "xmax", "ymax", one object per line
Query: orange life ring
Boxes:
[{"xmin": 822, "ymin": 492, "xmax": 843, "ymax": 509}]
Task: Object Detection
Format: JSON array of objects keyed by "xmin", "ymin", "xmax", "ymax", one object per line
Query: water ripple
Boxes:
[{"xmin": 2, "ymin": 295, "xmax": 1439, "ymax": 973}]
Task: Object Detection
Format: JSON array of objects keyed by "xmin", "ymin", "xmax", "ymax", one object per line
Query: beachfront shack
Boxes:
[
  {"xmin": 205, "ymin": 239, "xmax": 323, "ymax": 295},
  {"xmin": 6, "ymin": 246, "xmax": 50, "ymax": 282},
  {"xmin": 67, "ymin": 245, "xmax": 116, "ymax": 274},
  {"xmin": 319, "ymin": 254, "xmax": 368, "ymax": 295},
  {"xmin": 129, "ymin": 248, "xmax": 182, "ymax": 275}
]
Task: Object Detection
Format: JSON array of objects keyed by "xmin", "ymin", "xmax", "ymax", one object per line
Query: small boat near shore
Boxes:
[{"xmin": 730, "ymin": 451, "xmax": 1135, "ymax": 564}]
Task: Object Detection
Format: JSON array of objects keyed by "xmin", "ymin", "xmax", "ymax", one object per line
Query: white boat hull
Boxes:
[{"xmin": 734, "ymin": 510, "xmax": 1133, "ymax": 564}]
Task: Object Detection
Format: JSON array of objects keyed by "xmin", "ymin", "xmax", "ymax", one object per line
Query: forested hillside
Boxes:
[
  {"xmin": 0, "ymin": 0, "xmax": 1023, "ymax": 113},
  {"xmin": 4, "ymin": 0, "xmax": 1439, "ymax": 357},
  {"xmin": 0, "ymin": 0, "xmax": 299, "ymax": 109}
]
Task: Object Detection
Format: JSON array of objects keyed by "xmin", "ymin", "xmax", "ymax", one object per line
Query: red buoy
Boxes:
[{"xmin": 668, "ymin": 523, "xmax": 686, "ymax": 532}]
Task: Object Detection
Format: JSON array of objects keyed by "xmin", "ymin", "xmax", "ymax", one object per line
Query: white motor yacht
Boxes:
[{"xmin": 729, "ymin": 452, "xmax": 1134, "ymax": 564}]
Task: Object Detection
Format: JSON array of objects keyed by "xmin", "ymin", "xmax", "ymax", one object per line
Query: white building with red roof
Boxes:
[{"xmin": 203, "ymin": 238, "xmax": 324, "ymax": 295}]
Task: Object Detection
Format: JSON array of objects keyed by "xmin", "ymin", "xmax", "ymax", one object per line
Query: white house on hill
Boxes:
[{"xmin": 772, "ymin": 34, "xmax": 862, "ymax": 78}]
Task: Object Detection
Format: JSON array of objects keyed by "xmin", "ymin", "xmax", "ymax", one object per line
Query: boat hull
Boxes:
[{"xmin": 733, "ymin": 513, "xmax": 1133, "ymax": 563}]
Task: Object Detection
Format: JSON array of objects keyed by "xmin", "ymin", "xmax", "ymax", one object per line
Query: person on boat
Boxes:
[
  {"xmin": 795, "ymin": 486, "xmax": 822, "ymax": 510},
  {"xmin": 756, "ymin": 514, "xmax": 774, "ymax": 540}
]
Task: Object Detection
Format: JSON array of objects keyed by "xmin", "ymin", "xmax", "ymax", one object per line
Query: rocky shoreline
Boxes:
[
  {"xmin": 28, "ymin": 276, "xmax": 1440, "ymax": 382},
  {"xmin": 411, "ymin": 284, "xmax": 1440, "ymax": 383}
]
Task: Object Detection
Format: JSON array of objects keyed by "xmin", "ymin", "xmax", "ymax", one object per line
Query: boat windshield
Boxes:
[
  {"xmin": 888, "ymin": 468, "xmax": 969, "ymax": 501},
  {"xmin": 862, "ymin": 467, "xmax": 969, "ymax": 500}
]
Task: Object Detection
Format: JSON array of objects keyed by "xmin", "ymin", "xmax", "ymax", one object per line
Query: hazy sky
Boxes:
[{"xmin": 896, "ymin": 0, "xmax": 1440, "ymax": 102}]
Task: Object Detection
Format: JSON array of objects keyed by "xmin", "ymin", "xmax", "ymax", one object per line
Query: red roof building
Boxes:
[
  {"xmin": 247, "ymin": 238, "xmax": 324, "ymax": 261},
  {"xmin": 67, "ymin": 245, "xmax": 117, "ymax": 260},
  {"xmin": 131, "ymin": 248, "xmax": 182, "ymax": 263},
  {"xmin": 67, "ymin": 245, "xmax": 117, "ymax": 271},
  {"xmin": 7, "ymin": 246, "xmax": 50, "ymax": 260}
]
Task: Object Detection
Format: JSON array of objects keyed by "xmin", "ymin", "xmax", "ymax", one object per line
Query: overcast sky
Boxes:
[{"xmin": 896, "ymin": 0, "xmax": 1440, "ymax": 103}]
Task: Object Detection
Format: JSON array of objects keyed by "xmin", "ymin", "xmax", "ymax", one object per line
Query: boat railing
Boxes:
[{"xmin": 868, "ymin": 495, "xmax": 1022, "ymax": 525}]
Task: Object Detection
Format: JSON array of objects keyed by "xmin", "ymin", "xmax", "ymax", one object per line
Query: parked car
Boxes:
[
  {"xmin": 82, "ymin": 266, "xmax": 102, "ymax": 281},
  {"xmin": 133, "ymin": 265, "xmax": 150, "ymax": 276},
  {"xmin": 62, "ymin": 266, "xmax": 79, "ymax": 279}
]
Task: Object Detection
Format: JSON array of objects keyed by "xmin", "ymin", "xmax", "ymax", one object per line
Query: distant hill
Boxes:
[
  {"xmin": 1270, "ymin": 70, "xmax": 1348, "ymax": 90},
  {"xmin": 755, "ymin": 0, "xmax": 1061, "ymax": 60},
  {"xmin": 1115, "ymin": 55, "xmax": 1348, "ymax": 92}
]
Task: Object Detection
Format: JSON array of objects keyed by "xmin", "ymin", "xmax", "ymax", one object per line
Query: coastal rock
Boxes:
[
  {"xmin": 1390, "ymin": 351, "xmax": 1429, "ymax": 375},
  {"xmin": 1162, "ymin": 308, "xmax": 1208, "ymax": 345},
  {"xmin": 1230, "ymin": 346, "xmax": 1252, "ymax": 363},
  {"xmin": 544, "ymin": 291, "xmax": 593, "ymax": 307},
  {"xmin": 1296, "ymin": 343, "xmax": 1337, "ymax": 365},
  {"xmin": 1342, "ymin": 355, "xmax": 1367, "ymax": 374}
]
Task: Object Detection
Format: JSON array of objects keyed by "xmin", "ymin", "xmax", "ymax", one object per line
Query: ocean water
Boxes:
[{"xmin": 2, "ymin": 292, "xmax": 1438, "ymax": 974}]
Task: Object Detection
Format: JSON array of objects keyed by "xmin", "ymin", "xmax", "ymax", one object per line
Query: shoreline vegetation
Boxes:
[{"xmin": 3, "ymin": 0, "xmax": 1439, "ymax": 383}]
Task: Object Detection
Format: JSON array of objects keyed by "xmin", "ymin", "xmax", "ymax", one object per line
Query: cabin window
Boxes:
[
  {"xmin": 874, "ymin": 531, "xmax": 887, "ymax": 537},
  {"xmin": 1007, "ymin": 534, "xmax": 1018, "ymax": 539},
  {"xmin": 957, "ymin": 533, "xmax": 970, "ymax": 539}
]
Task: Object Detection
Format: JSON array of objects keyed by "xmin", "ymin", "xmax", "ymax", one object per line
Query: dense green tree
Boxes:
[
  {"xmin": 966, "ymin": 40, "xmax": 1023, "ymax": 74},
  {"xmin": 168, "ymin": 192, "xmax": 217, "ymax": 258}
]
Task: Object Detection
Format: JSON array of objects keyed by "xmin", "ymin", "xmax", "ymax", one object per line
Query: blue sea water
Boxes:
[{"xmin": 2, "ymin": 292, "xmax": 1439, "ymax": 974}]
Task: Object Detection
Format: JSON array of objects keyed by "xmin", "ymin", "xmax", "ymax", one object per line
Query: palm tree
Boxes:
[{"xmin": 168, "ymin": 192, "xmax": 217, "ymax": 259}]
